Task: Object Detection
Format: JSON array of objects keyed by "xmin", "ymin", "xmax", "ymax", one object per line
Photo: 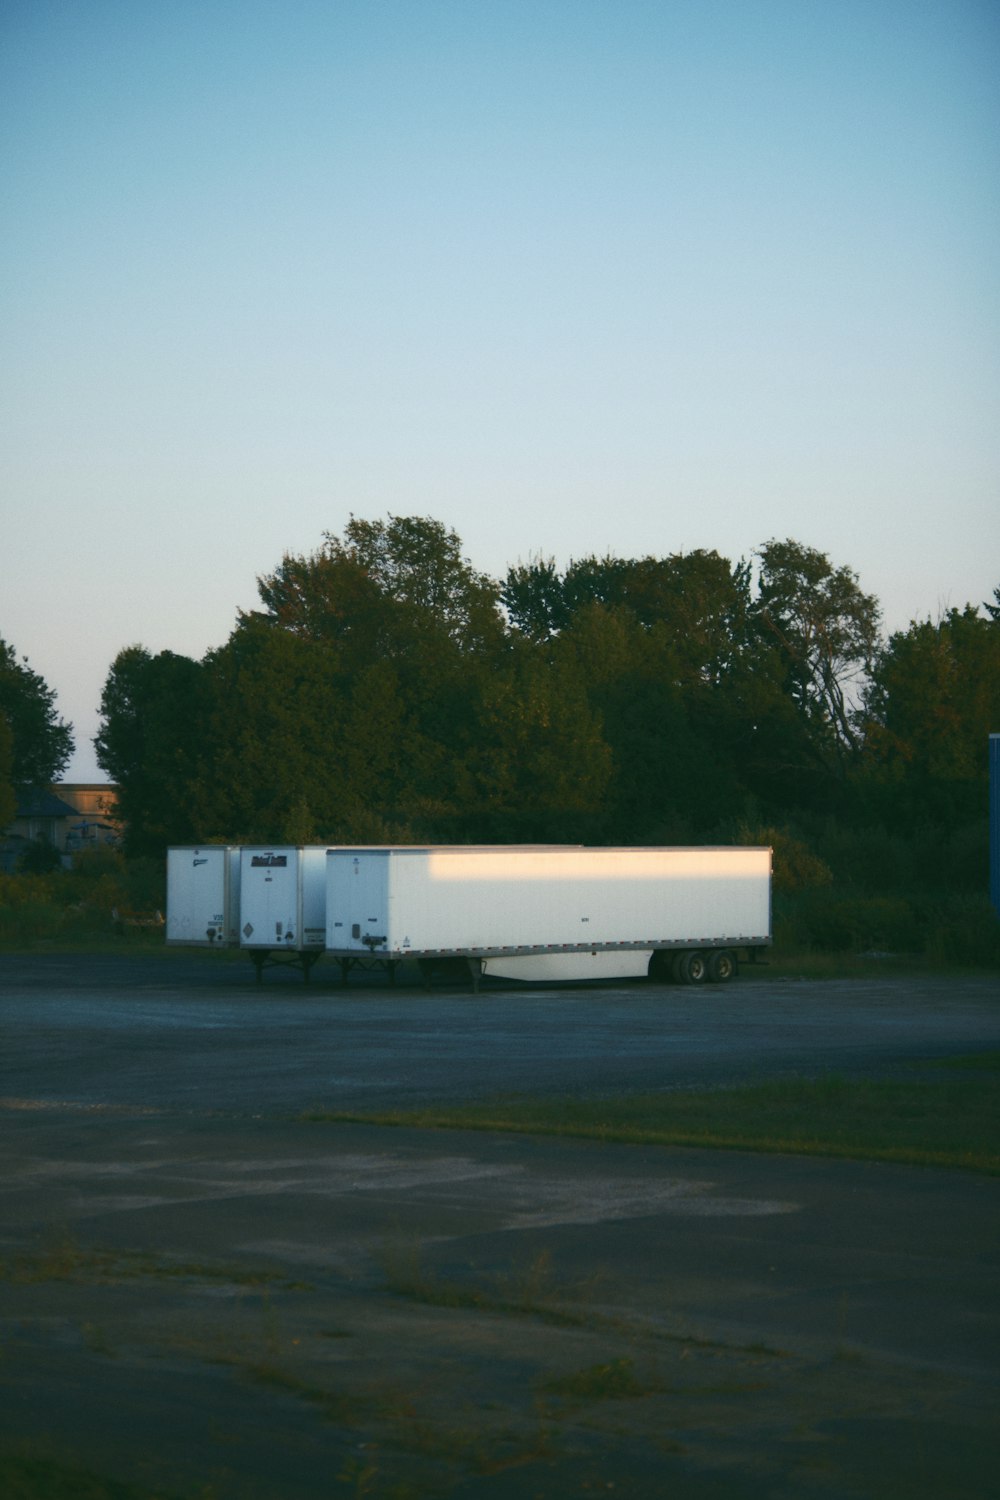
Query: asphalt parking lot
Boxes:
[
  {"xmin": 2, "ymin": 952, "xmax": 1000, "ymax": 1110},
  {"xmin": 1, "ymin": 956, "xmax": 998, "ymax": 1498}
]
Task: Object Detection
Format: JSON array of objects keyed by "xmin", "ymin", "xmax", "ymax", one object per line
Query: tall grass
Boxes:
[{"xmin": 0, "ymin": 851, "xmax": 165, "ymax": 949}]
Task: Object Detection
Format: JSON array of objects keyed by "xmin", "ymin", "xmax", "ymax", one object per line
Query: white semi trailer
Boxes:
[
  {"xmin": 166, "ymin": 846, "xmax": 241, "ymax": 948},
  {"xmin": 325, "ymin": 845, "xmax": 771, "ymax": 986},
  {"xmin": 239, "ymin": 845, "xmax": 329, "ymax": 978}
]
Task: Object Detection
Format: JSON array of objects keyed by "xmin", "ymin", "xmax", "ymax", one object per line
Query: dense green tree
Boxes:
[
  {"xmin": 257, "ymin": 514, "xmax": 506, "ymax": 661},
  {"xmin": 97, "ymin": 592, "xmax": 460, "ymax": 854},
  {"xmin": 193, "ymin": 618, "xmax": 428, "ymax": 844},
  {"xmin": 503, "ymin": 549, "xmax": 752, "ymax": 685},
  {"xmin": 503, "ymin": 546, "xmax": 851, "ymax": 831},
  {"xmin": 501, "ymin": 556, "xmax": 569, "ymax": 642},
  {"xmin": 860, "ymin": 600, "xmax": 1000, "ymax": 824},
  {"xmin": 0, "ymin": 712, "xmax": 15, "ymax": 829},
  {"xmin": 95, "ymin": 646, "xmax": 208, "ymax": 855},
  {"xmin": 229, "ymin": 516, "xmax": 513, "ymax": 842},
  {"xmin": 253, "ymin": 545, "xmax": 380, "ymax": 653},
  {"xmin": 0, "ymin": 636, "xmax": 74, "ymax": 793},
  {"xmin": 551, "ymin": 601, "xmax": 744, "ymax": 841},
  {"xmin": 335, "ymin": 514, "xmax": 503, "ymax": 651},
  {"xmin": 448, "ymin": 638, "xmax": 613, "ymax": 841},
  {"xmin": 752, "ymin": 539, "xmax": 881, "ymax": 779}
]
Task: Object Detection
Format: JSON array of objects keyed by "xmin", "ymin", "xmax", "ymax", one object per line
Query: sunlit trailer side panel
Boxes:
[{"xmin": 326, "ymin": 845, "xmax": 771, "ymax": 983}]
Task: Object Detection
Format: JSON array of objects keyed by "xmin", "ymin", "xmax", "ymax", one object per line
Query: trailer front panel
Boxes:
[
  {"xmin": 240, "ymin": 846, "xmax": 327, "ymax": 952},
  {"xmin": 166, "ymin": 846, "xmax": 241, "ymax": 947}
]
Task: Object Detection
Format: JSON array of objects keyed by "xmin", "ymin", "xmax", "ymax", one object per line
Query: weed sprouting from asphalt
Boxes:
[
  {"xmin": 540, "ymin": 1356, "xmax": 651, "ymax": 1400},
  {"xmin": 0, "ymin": 1230, "xmax": 115, "ymax": 1284},
  {"xmin": 378, "ymin": 1242, "xmax": 593, "ymax": 1327},
  {"xmin": 237, "ymin": 1361, "xmax": 366, "ymax": 1425},
  {"xmin": 336, "ymin": 1451, "xmax": 381, "ymax": 1498}
]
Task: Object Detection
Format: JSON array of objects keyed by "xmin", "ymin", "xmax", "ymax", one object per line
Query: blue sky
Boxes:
[{"xmin": 2, "ymin": 0, "xmax": 998, "ymax": 780}]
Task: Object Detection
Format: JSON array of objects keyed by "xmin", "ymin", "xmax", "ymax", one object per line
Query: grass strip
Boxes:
[
  {"xmin": 0, "ymin": 1238, "xmax": 312, "ymax": 1289},
  {"xmin": 304, "ymin": 1057, "xmax": 1000, "ymax": 1174}
]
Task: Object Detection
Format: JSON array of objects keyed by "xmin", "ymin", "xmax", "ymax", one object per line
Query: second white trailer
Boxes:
[
  {"xmin": 326, "ymin": 845, "xmax": 771, "ymax": 985},
  {"xmin": 239, "ymin": 846, "xmax": 328, "ymax": 977}
]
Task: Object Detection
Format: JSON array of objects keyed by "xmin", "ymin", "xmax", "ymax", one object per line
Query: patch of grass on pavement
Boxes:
[
  {"xmin": 538, "ymin": 1357, "xmax": 652, "ymax": 1401},
  {"xmin": 0, "ymin": 1238, "xmax": 312, "ymax": 1289},
  {"xmin": 0, "ymin": 1449, "xmax": 184, "ymax": 1499},
  {"xmin": 304, "ymin": 1055, "xmax": 1000, "ymax": 1174},
  {"xmin": 379, "ymin": 1245, "xmax": 592, "ymax": 1328}
]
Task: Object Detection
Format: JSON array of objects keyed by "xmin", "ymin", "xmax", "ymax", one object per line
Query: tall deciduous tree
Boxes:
[
  {"xmin": 192, "ymin": 618, "xmax": 425, "ymax": 844},
  {"xmin": 503, "ymin": 548, "xmax": 752, "ymax": 687},
  {"xmin": 450, "ymin": 637, "xmax": 612, "ymax": 842},
  {"xmin": 258, "ymin": 514, "xmax": 505, "ymax": 660},
  {"xmin": 552, "ymin": 600, "xmax": 743, "ymax": 841},
  {"xmin": 0, "ymin": 636, "xmax": 74, "ymax": 793},
  {"xmin": 233, "ymin": 516, "xmax": 513, "ymax": 841},
  {"xmin": 501, "ymin": 556, "xmax": 569, "ymax": 642},
  {"xmin": 860, "ymin": 600, "xmax": 1000, "ymax": 824},
  {"xmin": 96, "ymin": 646, "xmax": 207, "ymax": 855},
  {"xmin": 752, "ymin": 539, "xmax": 881, "ymax": 773}
]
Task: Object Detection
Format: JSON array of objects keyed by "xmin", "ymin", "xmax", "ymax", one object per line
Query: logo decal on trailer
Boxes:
[{"xmin": 251, "ymin": 855, "xmax": 287, "ymax": 867}]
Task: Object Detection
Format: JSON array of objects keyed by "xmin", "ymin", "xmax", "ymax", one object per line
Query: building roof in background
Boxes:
[{"xmin": 15, "ymin": 789, "xmax": 81, "ymax": 820}]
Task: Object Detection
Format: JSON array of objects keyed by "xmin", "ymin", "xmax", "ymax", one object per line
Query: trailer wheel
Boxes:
[
  {"xmin": 676, "ymin": 949, "xmax": 709, "ymax": 985},
  {"xmin": 707, "ymin": 948, "xmax": 736, "ymax": 984}
]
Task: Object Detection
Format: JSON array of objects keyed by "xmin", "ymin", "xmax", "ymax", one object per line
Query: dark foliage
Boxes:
[
  {"xmin": 93, "ymin": 519, "xmax": 998, "ymax": 893},
  {"xmin": 0, "ymin": 636, "xmax": 74, "ymax": 799}
]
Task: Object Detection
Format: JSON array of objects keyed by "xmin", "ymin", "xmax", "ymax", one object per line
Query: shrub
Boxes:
[
  {"xmin": 815, "ymin": 820, "xmax": 989, "ymax": 896},
  {"xmin": 17, "ymin": 839, "xmax": 62, "ymax": 875},
  {"xmin": 0, "ymin": 871, "xmax": 56, "ymax": 907},
  {"xmin": 0, "ymin": 853, "xmax": 167, "ymax": 950},
  {"xmin": 736, "ymin": 822, "xmax": 833, "ymax": 893},
  {"xmin": 922, "ymin": 896, "xmax": 1000, "ymax": 967},
  {"xmin": 774, "ymin": 887, "xmax": 1000, "ymax": 966}
]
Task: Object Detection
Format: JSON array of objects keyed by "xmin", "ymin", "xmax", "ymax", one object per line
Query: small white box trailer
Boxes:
[
  {"xmin": 166, "ymin": 846, "xmax": 241, "ymax": 947},
  {"xmin": 325, "ymin": 845, "xmax": 771, "ymax": 986},
  {"xmin": 239, "ymin": 846, "xmax": 329, "ymax": 979}
]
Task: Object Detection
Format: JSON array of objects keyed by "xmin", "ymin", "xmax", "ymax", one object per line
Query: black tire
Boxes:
[
  {"xmin": 707, "ymin": 948, "xmax": 737, "ymax": 984},
  {"xmin": 677, "ymin": 949, "xmax": 709, "ymax": 985}
]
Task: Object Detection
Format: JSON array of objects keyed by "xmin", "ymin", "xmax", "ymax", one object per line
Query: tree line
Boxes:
[{"xmin": 3, "ymin": 516, "xmax": 998, "ymax": 871}]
